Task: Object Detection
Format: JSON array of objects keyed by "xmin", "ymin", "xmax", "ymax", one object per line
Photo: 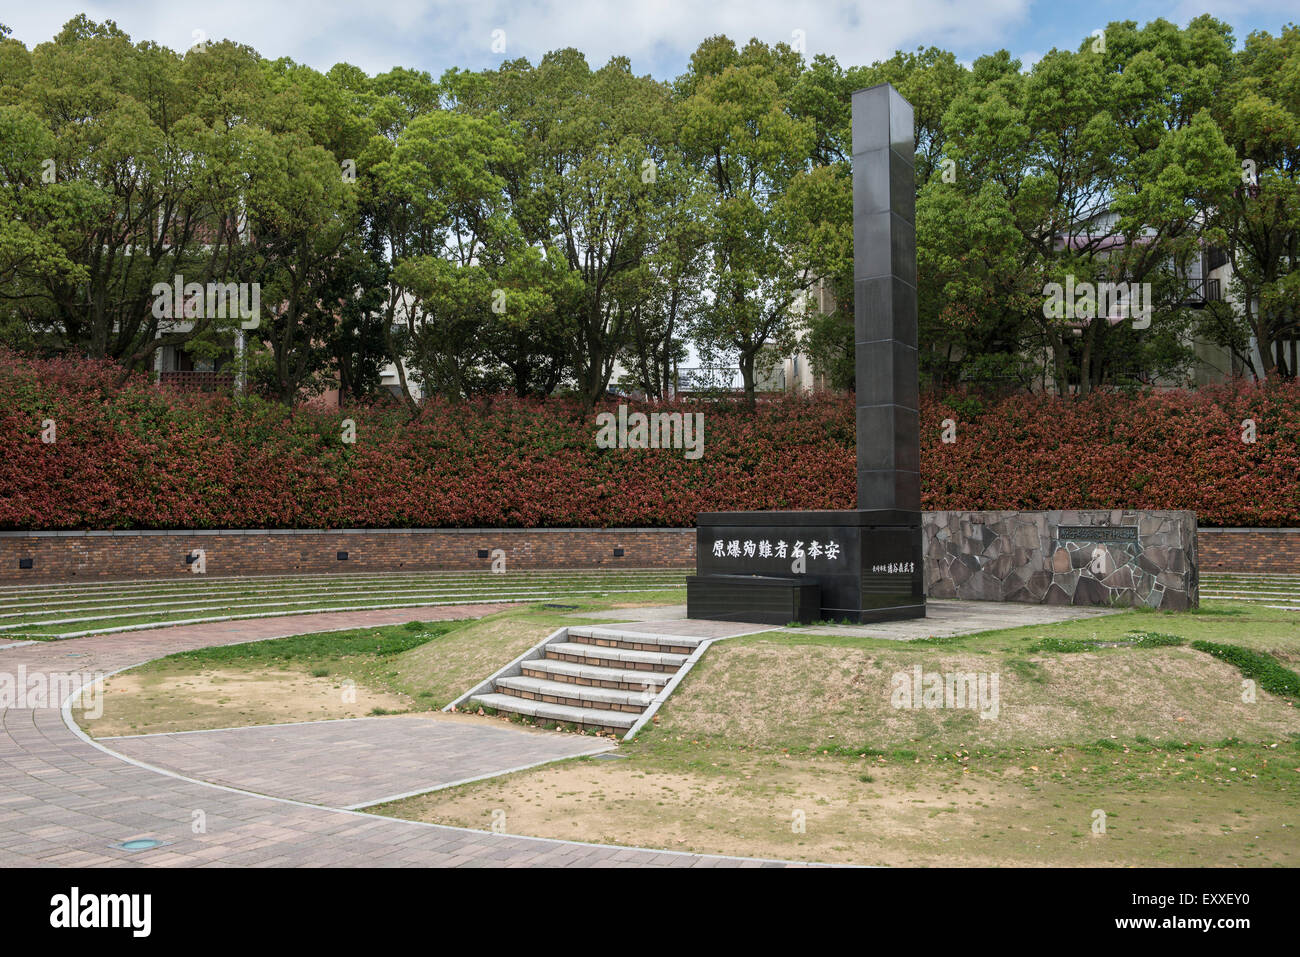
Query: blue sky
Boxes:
[{"xmin": 2, "ymin": 1, "xmax": 1295, "ymax": 79}]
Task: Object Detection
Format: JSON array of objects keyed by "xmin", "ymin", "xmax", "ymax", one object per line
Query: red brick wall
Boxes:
[
  {"xmin": 1198, "ymin": 529, "xmax": 1300, "ymax": 574},
  {"xmin": 1, "ymin": 525, "xmax": 1293, "ymax": 583},
  {"xmin": 0, "ymin": 529, "xmax": 698, "ymax": 582}
]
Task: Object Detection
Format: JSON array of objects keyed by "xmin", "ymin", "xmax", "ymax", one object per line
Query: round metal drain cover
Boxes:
[{"xmin": 116, "ymin": 838, "xmax": 165, "ymax": 851}]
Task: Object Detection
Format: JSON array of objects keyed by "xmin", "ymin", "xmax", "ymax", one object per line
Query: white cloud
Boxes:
[
  {"xmin": 4, "ymin": 0, "xmax": 1034, "ymax": 77},
  {"xmin": 1018, "ymin": 50, "xmax": 1043, "ymax": 70},
  {"xmin": 1166, "ymin": 0, "xmax": 1300, "ymax": 31}
]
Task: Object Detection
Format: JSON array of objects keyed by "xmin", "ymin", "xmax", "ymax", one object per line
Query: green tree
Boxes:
[
  {"xmin": 922, "ymin": 18, "xmax": 1239, "ymax": 394},
  {"xmin": 0, "ymin": 20, "xmax": 260, "ymax": 371},
  {"xmin": 531, "ymin": 52, "xmax": 674, "ymax": 409},
  {"xmin": 237, "ymin": 60, "xmax": 360, "ymax": 403},
  {"xmin": 1204, "ymin": 24, "xmax": 1300, "ymax": 379},
  {"xmin": 800, "ymin": 46, "xmax": 971, "ymax": 390},
  {"xmin": 678, "ymin": 37, "xmax": 822, "ymax": 406},
  {"xmin": 371, "ymin": 103, "xmax": 549, "ymax": 400},
  {"xmin": 618, "ymin": 153, "xmax": 714, "ymax": 398}
]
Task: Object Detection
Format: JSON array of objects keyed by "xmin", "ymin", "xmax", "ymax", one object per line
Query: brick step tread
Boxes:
[
  {"xmin": 566, "ymin": 626, "xmax": 702, "ymax": 650},
  {"xmin": 1203, "ymin": 574, "xmax": 1300, "ymax": 578},
  {"xmin": 1201, "ymin": 590, "xmax": 1294, "ymax": 598},
  {"xmin": 1202, "ymin": 590, "xmax": 1300, "ymax": 597},
  {"xmin": 546, "ymin": 641, "xmax": 687, "ymax": 669},
  {"xmin": 522, "ymin": 658, "xmax": 672, "ymax": 688},
  {"xmin": 496, "ymin": 675, "xmax": 653, "ymax": 708},
  {"xmin": 472, "ymin": 692, "xmax": 637, "ymax": 729},
  {"xmin": 1201, "ymin": 572, "xmax": 1300, "ymax": 579}
]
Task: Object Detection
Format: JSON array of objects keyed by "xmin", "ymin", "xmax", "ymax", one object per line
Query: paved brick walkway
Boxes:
[
  {"xmin": 106, "ymin": 714, "xmax": 613, "ymax": 809},
  {"xmin": 574, "ymin": 599, "xmax": 1120, "ymax": 640},
  {"xmin": 0, "ymin": 605, "xmax": 798, "ymax": 867},
  {"xmin": 771, "ymin": 598, "xmax": 1121, "ymax": 640}
]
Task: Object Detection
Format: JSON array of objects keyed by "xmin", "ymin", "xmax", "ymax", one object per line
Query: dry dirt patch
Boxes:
[{"xmin": 78, "ymin": 666, "xmax": 414, "ymax": 737}]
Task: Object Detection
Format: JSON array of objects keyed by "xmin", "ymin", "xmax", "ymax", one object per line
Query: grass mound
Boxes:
[{"xmin": 1191, "ymin": 640, "xmax": 1300, "ymax": 699}]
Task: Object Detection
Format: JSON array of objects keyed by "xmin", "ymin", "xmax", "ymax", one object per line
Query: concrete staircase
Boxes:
[{"xmin": 462, "ymin": 626, "xmax": 701, "ymax": 736}]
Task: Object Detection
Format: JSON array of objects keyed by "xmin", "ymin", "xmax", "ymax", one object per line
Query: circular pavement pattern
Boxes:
[{"xmin": 0, "ymin": 605, "xmax": 802, "ymax": 868}]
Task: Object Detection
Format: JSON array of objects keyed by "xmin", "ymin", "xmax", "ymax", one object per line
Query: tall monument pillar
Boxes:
[
  {"xmin": 853, "ymin": 84, "xmax": 920, "ymax": 511},
  {"xmin": 687, "ymin": 83, "xmax": 925, "ymax": 625}
]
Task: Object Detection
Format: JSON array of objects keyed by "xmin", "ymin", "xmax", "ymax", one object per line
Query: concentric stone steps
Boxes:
[
  {"xmin": 520, "ymin": 657, "xmax": 672, "ymax": 692},
  {"xmin": 464, "ymin": 625, "xmax": 694, "ymax": 734},
  {"xmin": 544, "ymin": 641, "xmax": 687, "ymax": 672},
  {"xmin": 471, "ymin": 693, "xmax": 640, "ymax": 731},
  {"xmin": 565, "ymin": 626, "xmax": 701, "ymax": 655},
  {"xmin": 495, "ymin": 675, "xmax": 653, "ymax": 712}
]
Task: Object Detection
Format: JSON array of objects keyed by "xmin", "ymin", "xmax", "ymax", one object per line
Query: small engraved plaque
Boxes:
[{"xmin": 1055, "ymin": 525, "xmax": 1139, "ymax": 543}]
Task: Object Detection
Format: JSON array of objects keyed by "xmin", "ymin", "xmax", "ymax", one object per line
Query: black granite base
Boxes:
[
  {"xmin": 686, "ymin": 574, "xmax": 821, "ymax": 625},
  {"xmin": 691, "ymin": 510, "xmax": 926, "ymax": 624}
]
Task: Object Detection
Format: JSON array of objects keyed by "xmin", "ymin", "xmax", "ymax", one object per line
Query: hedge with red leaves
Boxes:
[
  {"xmin": 926, "ymin": 387, "xmax": 1300, "ymax": 527},
  {"xmin": 1, "ymin": 351, "xmax": 1296, "ymax": 529}
]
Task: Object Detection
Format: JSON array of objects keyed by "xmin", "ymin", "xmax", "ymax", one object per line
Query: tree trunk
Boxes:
[
  {"xmin": 1077, "ymin": 321, "xmax": 1095, "ymax": 396},
  {"xmin": 739, "ymin": 350, "xmax": 757, "ymax": 409},
  {"xmin": 381, "ymin": 297, "xmax": 417, "ymax": 410},
  {"xmin": 1045, "ymin": 327, "xmax": 1071, "ymax": 396}
]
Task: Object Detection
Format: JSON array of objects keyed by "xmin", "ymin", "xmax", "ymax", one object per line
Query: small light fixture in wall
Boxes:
[
  {"xmin": 613, "ymin": 548, "xmax": 624, "ymax": 557},
  {"xmin": 184, "ymin": 552, "xmax": 197, "ymax": 565},
  {"xmin": 18, "ymin": 558, "xmax": 33, "ymax": 569},
  {"xmin": 336, "ymin": 551, "xmax": 348, "ymax": 561},
  {"xmin": 477, "ymin": 549, "xmax": 490, "ymax": 559}
]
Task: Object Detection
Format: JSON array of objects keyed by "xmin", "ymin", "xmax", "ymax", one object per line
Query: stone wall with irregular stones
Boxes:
[{"xmin": 924, "ymin": 510, "xmax": 1198, "ymax": 610}]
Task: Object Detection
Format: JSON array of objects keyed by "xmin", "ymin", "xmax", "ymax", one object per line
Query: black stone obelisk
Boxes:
[
  {"xmin": 853, "ymin": 84, "xmax": 920, "ymax": 511},
  {"xmin": 687, "ymin": 83, "xmax": 925, "ymax": 625}
]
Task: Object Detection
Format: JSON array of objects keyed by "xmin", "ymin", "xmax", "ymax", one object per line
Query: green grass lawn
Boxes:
[{"xmin": 377, "ymin": 594, "xmax": 1300, "ymax": 866}]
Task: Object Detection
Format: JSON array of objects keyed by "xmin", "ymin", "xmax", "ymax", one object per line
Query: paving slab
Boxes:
[
  {"xmin": 103, "ymin": 714, "xmax": 611, "ymax": 808},
  {"xmin": 573, "ymin": 598, "xmax": 1119, "ymax": 641},
  {"xmin": 570, "ymin": 618, "xmax": 775, "ymax": 639},
  {"xmin": 574, "ymin": 605, "xmax": 688, "ymax": 622},
  {"xmin": 774, "ymin": 598, "xmax": 1121, "ymax": 640}
]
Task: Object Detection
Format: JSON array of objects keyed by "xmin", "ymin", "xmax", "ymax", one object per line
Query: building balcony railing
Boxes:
[
  {"xmin": 1180, "ymin": 277, "xmax": 1222, "ymax": 307},
  {"xmin": 158, "ymin": 370, "xmax": 236, "ymax": 393},
  {"xmin": 675, "ymin": 366, "xmax": 786, "ymax": 393}
]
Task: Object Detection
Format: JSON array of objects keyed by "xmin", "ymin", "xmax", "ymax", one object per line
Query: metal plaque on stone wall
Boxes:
[{"xmin": 1055, "ymin": 525, "xmax": 1140, "ymax": 544}]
